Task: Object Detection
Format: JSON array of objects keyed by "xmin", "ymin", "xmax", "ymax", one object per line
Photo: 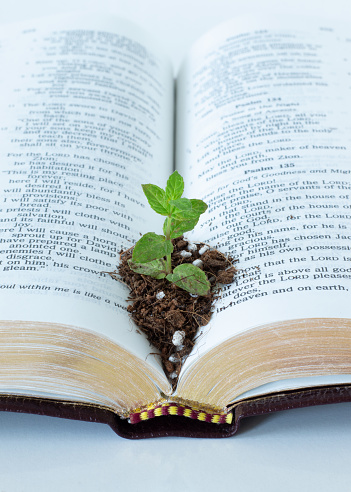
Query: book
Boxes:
[{"xmin": 1, "ymin": 13, "xmax": 351, "ymax": 439}]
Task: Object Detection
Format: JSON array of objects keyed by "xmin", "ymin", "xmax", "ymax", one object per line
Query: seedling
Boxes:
[{"xmin": 128, "ymin": 171, "xmax": 210, "ymax": 296}]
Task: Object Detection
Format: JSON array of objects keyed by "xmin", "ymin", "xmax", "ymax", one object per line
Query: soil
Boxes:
[{"xmin": 109, "ymin": 237, "xmax": 237, "ymax": 387}]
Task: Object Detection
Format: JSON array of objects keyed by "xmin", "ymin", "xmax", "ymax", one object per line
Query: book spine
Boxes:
[{"xmin": 129, "ymin": 401, "xmax": 233, "ymax": 424}]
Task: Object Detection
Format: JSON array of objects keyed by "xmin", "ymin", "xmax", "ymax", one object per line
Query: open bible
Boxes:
[{"xmin": 1, "ymin": 14, "xmax": 351, "ymax": 439}]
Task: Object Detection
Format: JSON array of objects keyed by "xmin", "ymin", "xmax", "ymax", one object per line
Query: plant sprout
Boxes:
[{"xmin": 128, "ymin": 171, "xmax": 210, "ymax": 296}]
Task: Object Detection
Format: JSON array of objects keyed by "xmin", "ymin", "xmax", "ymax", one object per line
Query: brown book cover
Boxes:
[{"xmin": 1, "ymin": 384, "xmax": 351, "ymax": 438}]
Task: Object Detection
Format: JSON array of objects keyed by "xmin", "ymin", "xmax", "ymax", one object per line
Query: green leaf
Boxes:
[
  {"xmin": 170, "ymin": 198, "xmax": 207, "ymax": 219},
  {"xmin": 189, "ymin": 199, "xmax": 208, "ymax": 216},
  {"xmin": 170, "ymin": 198, "xmax": 192, "ymax": 213},
  {"xmin": 166, "ymin": 264, "xmax": 210, "ymax": 296},
  {"xmin": 168, "ymin": 216, "xmax": 200, "ymax": 239},
  {"xmin": 165, "ymin": 171, "xmax": 184, "ymax": 201},
  {"xmin": 132, "ymin": 232, "xmax": 173, "ymax": 263},
  {"xmin": 142, "ymin": 184, "xmax": 169, "ymax": 216},
  {"xmin": 128, "ymin": 259, "xmax": 167, "ymax": 279}
]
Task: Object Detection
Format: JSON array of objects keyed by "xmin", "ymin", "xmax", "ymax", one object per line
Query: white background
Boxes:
[{"xmin": 1, "ymin": 0, "xmax": 351, "ymax": 490}]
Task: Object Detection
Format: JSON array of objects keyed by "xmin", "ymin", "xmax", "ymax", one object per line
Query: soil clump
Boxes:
[{"xmin": 110, "ymin": 237, "xmax": 237, "ymax": 387}]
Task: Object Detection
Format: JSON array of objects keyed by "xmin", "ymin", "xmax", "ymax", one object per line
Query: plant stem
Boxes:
[
  {"xmin": 165, "ymin": 216, "xmax": 172, "ymax": 274},
  {"xmin": 166, "ymin": 253, "xmax": 172, "ymax": 274}
]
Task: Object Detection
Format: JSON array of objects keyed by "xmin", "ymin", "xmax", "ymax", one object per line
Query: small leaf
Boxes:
[
  {"xmin": 132, "ymin": 232, "xmax": 173, "ymax": 263},
  {"xmin": 165, "ymin": 171, "xmax": 184, "ymax": 201},
  {"xmin": 170, "ymin": 198, "xmax": 207, "ymax": 219},
  {"xmin": 170, "ymin": 198, "xmax": 192, "ymax": 213},
  {"xmin": 168, "ymin": 216, "xmax": 200, "ymax": 239},
  {"xmin": 166, "ymin": 264, "xmax": 210, "ymax": 296},
  {"xmin": 189, "ymin": 199, "xmax": 207, "ymax": 216},
  {"xmin": 142, "ymin": 184, "xmax": 169, "ymax": 216},
  {"xmin": 128, "ymin": 259, "xmax": 167, "ymax": 279}
]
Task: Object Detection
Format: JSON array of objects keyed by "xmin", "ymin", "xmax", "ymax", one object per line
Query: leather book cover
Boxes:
[{"xmin": 0, "ymin": 384, "xmax": 350, "ymax": 438}]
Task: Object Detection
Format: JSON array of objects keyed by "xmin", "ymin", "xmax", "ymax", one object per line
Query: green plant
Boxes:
[{"xmin": 128, "ymin": 171, "xmax": 210, "ymax": 296}]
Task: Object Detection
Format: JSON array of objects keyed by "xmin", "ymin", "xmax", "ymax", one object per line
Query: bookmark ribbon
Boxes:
[{"xmin": 129, "ymin": 401, "xmax": 232, "ymax": 424}]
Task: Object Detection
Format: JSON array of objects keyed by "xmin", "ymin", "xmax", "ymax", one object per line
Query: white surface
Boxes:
[
  {"xmin": 0, "ymin": 404, "xmax": 351, "ymax": 491},
  {"xmin": 1, "ymin": 1, "xmax": 351, "ymax": 491}
]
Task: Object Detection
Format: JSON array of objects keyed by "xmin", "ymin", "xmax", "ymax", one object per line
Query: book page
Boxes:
[
  {"xmin": 176, "ymin": 16, "xmax": 351, "ymax": 365},
  {"xmin": 0, "ymin": 14, "xmax": 174, "ymax": 372}
]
